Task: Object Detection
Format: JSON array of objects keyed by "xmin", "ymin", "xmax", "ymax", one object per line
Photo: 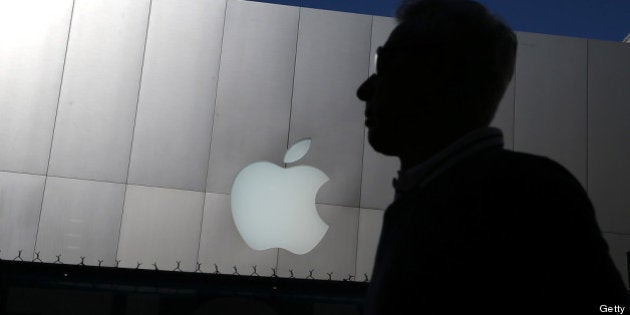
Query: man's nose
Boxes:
[{"xmin": 357, "ymin": 74, "xmax": 376, "ymax": 102}]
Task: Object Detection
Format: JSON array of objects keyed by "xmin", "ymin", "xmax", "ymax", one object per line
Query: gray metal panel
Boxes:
[
  {"xmin": 514, "ymin": 32, "xmax": 587, "ymax": 186},
  {"xmin": 588, "ymin": 40, "xmax": 630, "ymax": 234},
  {"xmin": 355, "ymin": 208, "xmax": 384, "ymax": 281},
  {"xmin": 127, "ymin": 0, "xmax": 227, "ymax": 192},
  {"xmin": 198, "ymin": 193, "xmax": 278, "ymax": 275},
  {"xmin": 602, "ymin": 233, "xmax": 630, "ymax": 289},
  {"xmin": 360, "ymin": 15, "xmax": 399, "ymax": 210},
  {"xmin": 35, "ymin": 177, "xmax": 125, "ymax": 266},
  {"xmin": 47, "ymin": 0, "xmax": 150, "ymax": 183},
  {"xmin": 0, "ymin": 172, "xmax": 45, "ymax": 260},
  {"xmin": 0, "ymin": 1, "xmax": 73, "ymax": 174},
  {"xmin": 206, "ymin": 1, "xmax": 299, "ymax": 194},
  {"xmin": 277, "ymin": 204, "xmax": 359, "ymax": 280},
  {"xmin": 491, "ymin": 77, "xmax": 515, "ymax": 150},
  {"xmin": 116, "ymin": 185, "xmax": 205, "ymax": 271},
  {"xmin": 288, "ymin": 8, "xmax": 372, "ymax": 207}
]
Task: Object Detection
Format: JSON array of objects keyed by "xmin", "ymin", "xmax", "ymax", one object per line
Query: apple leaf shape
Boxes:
[{"xmin": 284, "ymin": 138, "xmax": 311, "ymax": 164}]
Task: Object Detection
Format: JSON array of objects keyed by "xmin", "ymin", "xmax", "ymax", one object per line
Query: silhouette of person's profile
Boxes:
[{"xmin": 357, "ymin": 1, "xmax": 629, "ymax": 314}]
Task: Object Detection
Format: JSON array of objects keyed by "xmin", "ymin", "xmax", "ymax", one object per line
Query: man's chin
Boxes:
[{"xmin": 367, "ymin": 129, "xmax": 399, "ymax": 156}]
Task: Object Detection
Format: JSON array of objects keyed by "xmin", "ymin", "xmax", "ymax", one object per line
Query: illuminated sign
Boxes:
[{"xmin": 230, "ymin": 139, "xmax": 329, "ymax": 255}]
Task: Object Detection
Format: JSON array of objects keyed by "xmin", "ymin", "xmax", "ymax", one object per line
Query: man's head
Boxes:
[{"xmin": 357, "ymin": 0, "xmax": 516, "ymax": 159}]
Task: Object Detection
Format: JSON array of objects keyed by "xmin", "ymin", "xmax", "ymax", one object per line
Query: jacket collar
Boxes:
[{"xmin": 393, "ymin": 127, "xmax": 504, "ymax": 199}]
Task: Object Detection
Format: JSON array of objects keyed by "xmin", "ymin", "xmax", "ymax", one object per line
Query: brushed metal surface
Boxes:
[
  {"xmin": 206, "ymin": 0, "xmax": 299, "ymax": 194},
  {"xmin": 35, "ymin": 177, "xmax": 125, "ymax": 266},
  {"xmin": 288, "ymin": 8, "xmax": 371, "ymax": 207},
  {"xmin": 116, "ymin": 185, "xmax": 205, "ymax": 271},
  {"xmin": 0, "ymin": 0, "xmax": 73, "ymax": 174},
  {"xmin": 514, "ymin": 32, "xmax": 588, "ymax": 186},
  {"xmin": 47, "ymin": 0, "xmax": 150, "ymax": 183},
  {"xmin": 198, "ymin": 193, "xmax": 278, "ymax": 276},
  {"xmin": 277, "ymin": 204, "xmax": 359, "ymax": 280},
  {"xmin": 0, "ymin": 171, "xmax": 45, "ymax": 260},
  {"xmin": 587, "ymin": 40, "xmax": 630, "ymax": 234},
  {"xmin": 360, "ymin": 15, "xmax": 399, "ymax": 210},
  {"xmin": 127, "ymin": 0, "xmax": 227, "ymax": 192},
  {"xmin": 355, "ymin": 208, "xmax": 384, "ymax": 281}
]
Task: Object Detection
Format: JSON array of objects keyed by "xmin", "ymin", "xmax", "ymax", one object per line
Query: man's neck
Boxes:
[{"xmin": 397, "ymin": 129, "xmax": 471, "ymax": 171}]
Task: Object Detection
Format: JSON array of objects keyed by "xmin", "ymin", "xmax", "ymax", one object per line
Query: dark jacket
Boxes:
[{"xmin": 365, "ymin": 147, "xmax": 629, "ymax": 314}]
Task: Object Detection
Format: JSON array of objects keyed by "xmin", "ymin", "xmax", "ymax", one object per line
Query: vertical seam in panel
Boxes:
[
  {"xmin": 512, "ymin": 32, "xmax": 519, "ymax": 151},
  {"xmin": 356, "ymin": 210, "xmax": 365, "ymax": 281},
  {"xmin": 585, "ymin": 40, "xmax": 589, "ymax": 193},
  {"xmin": 195, "ymin": 0, "xmax": 230, "ymax": 272},
  {"xmin": 203, "ymin": 0, "xmax": 229, "ymax": 195},
  {"xmin": 354, "ymin": 14, "xmax": 375, "ymax": 281},
  {"xmin": 285, "ymin": 7, "xmax": 301, "ymax": 161},
  {"xmin": 512, "ymin": 62, "xmax": 517, "ymax": 150},
  {"xmin": 277, "ymin": 5, "xmax": 302, "ymax": 274},
  {"xmin": 114, "ymin": 0, "xmax": 153, "ymax": 264},
  {"xmin": 33, "ymin": 0, "xmax": 76, "ymax": 260}
]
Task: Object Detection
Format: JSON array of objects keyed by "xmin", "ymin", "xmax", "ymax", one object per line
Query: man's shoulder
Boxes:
[
  {"xmin": 444, "ymin": 148, "xmax": 586, "ymax": 200},
  {"xmin": 475, "ymin": 149, "xmax": 591, "ymax": 215},
  {"xmin": 488, "ymin": 148, "xmax": 562, "ymax": 170},
  {"xmin": 479, "ymin": 149, "xmax": 579, "ymax": 184},
  {"xmin": 414, "ymin": 148, "xmax": 586, "ymax": 203},
  {"xmin": 505, "ymin": 149, "xmax": 580, "ymax": 181}
]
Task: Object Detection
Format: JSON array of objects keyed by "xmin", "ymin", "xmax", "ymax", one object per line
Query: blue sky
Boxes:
[{"xmin": 251, "ymin": 0, "xmax": 630, "ymax": 42}]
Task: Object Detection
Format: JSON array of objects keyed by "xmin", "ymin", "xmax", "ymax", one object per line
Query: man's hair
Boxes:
[{"xmin": 394, "ymin": 0, "xmax": 517, "ymax": 127}]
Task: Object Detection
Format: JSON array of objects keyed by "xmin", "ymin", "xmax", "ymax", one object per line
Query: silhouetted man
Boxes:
[{"xmin": 357, "ymin": 0, "xmax": 629, "ymax": 314}]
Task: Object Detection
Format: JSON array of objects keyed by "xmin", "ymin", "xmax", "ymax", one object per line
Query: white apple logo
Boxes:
[{"xmin": 230, "ymin": 139, "xmax": 329, "ymax": 255}]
